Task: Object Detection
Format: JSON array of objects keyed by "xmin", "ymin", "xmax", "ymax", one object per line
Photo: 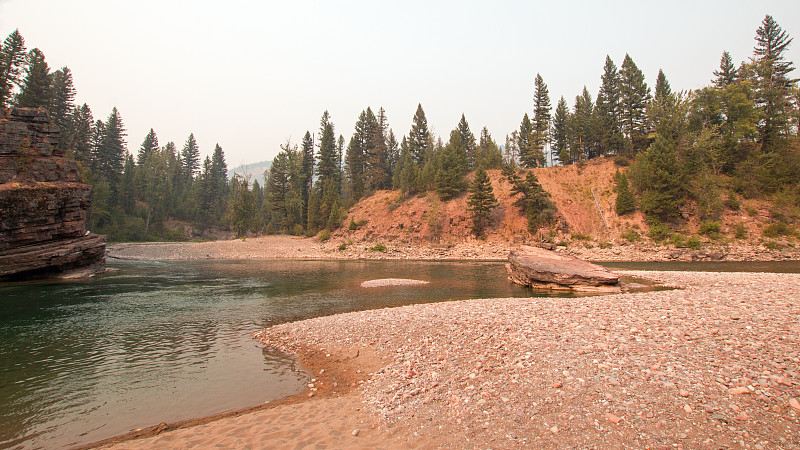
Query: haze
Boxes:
[{"xmin": 1, "ymin": 0, "xmax": 799, "ymax": 167}]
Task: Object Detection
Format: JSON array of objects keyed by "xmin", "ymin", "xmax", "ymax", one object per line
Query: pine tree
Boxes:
[
  {"xmin": 467, "ymin": 167, "xmax": 499, "ymax": 237},
  {"xmin": 386, "ymin": 128, "xmax": 399, "ymax": 183},
  {"xmin": 619, "ymin": 54, "xmax": 651, "ymax": 154},
  {"xmin": 97, "ymin": 107, "xmax": 126, "ymax": 185},
  {"xmin": 569, "ymin": 87, "xmax": 594, "ymax": 161},
  {"xmin": 300, "ymin": 130, "xmax": 314, "ymax": 224},
  {"xmin": 0, "ymin": 29, "xmax": 26, "ymax": 109},
  {"xmin": 228, "ymin": 174, "xmax": 256, "ymax": 237},
  {"xmin": 316, "ymin": 110, "xmax": 339, "ymax": 187},
  {"xmin": 15, "ymin": 48, "xmax": 50, "ymax": 109},
  {"xmin": 530, "ymin": 73, "xmax": 551, "ymax": 167},
  {"xmin": 119, "ymin": 152, "xmax": 136, "ymax": 214},
  {"xmin": 714, "ymin": 51, "xmax": 737, "ymax": 87},
  {"xmin": 629, "ymin": 133, "xmax": 685, "ymax": 221},
  {"xmin": 457, "ymin": 114, "xmax": 477, "ymax": 169},
  {"xmin": 614, "ymin": 170, "xmax": 636, "ymax": 215},
  {"xmin": 408, "ymin": 103, "xmax": 431, "ymax": 166},
  {"xmin": 596, "ymin": 56, "xmax": 623, "ymax": 156},
  {"xmin": 511, "ymin": 171, "xmax": 557, "ymax": 233},
  {"xmin": 48, "ymin": 67, "xmax": 75, "ymax": 142},
  {"xmin": 137, "ymin": 128, "xmax": 159, "ymax": 166},
  {"xmin": 654, "ymin": 69, "xmax": 672, "ymax": 104},
  {"xmin": 435, "ymin": 129, "xmax": 466, "ymax": 200},
  {"xmin": 475, "ymin": 127, "xmax": 502, "ymax": 169},
  {"xmin": 552, "ymin": 96, "xmax": 570, "ymax": 165},
  {"xmin": 752, "ymin": 14, "xmax": 796, "ymax": 149},
  {"xmin": 345, "ymin": 134, "xmax": 365, "ymax": 201},
  {"xmin": 67, "ymin": 104, "xmax": 94, "ymax": 165},
  {"xmin": 181, "ymin": 133, "xmax": 200, "ymax": 182},
  {"xmin": 517, "ymin": 113, "xmax": 533, "ymax": 167}
]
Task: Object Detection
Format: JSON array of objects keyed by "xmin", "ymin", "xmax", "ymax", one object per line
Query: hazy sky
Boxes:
[{"xmin": 2, "ymin": 1, "xmax": 799, "ymax": 168}]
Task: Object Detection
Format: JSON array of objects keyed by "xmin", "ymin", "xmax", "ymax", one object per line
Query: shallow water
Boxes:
[{"xmin": 0, "ymin": 259, "xmax": 556, "ymax": 449}]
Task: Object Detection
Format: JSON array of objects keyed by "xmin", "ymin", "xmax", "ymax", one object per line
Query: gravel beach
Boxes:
[{"xmin": 101, "ymin": 269, "xmax": 800, "ymax": 449}]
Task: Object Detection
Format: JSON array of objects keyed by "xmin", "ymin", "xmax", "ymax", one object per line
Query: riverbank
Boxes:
[
  {"xmin": 98, "ymin": 269, "xmax": 800, "ymax": 449},
  {"xmin": 107, "ymin": 235, "xmax": 799, "ymax": 262}
]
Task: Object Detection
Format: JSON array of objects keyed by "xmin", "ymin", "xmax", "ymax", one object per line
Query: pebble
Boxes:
[
  {"xmin": 352, "ymin": 429, "xmax": 360, "ymax": 436},
  {"xmin": 605, "ymin": 413, "xmax": 622, "ymax": 424},
  {"xmin": 728, "ymin": 386, "xmax": 751, "ymax": 395},
  {"xmin": 790, "ymin": 398, "xmax": 800, "ymax": 412}
]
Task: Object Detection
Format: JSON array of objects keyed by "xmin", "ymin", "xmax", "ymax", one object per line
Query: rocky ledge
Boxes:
[
  {"xmin": 506, "ymin": 245, "xmax": 620, "ymax": 292},
  {"xmin": 0, "ymin": 107, "xmax": 106, "ymax": 281}
]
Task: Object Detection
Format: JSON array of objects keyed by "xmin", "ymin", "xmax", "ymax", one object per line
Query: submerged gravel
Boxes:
[{"xmin": 257, "ymin": 270, "xmax": 800, "ymax": 448}]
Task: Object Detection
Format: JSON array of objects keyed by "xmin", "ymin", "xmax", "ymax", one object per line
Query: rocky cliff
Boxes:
[{"xmin": 0, "ymin": 107, "xmax": 106, "ymax": 280}]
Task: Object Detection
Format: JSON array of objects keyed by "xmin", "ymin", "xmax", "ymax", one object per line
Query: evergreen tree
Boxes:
[
  {"xmin": 511, "ymin": 171, "xmax": 558, "ymax": 233},
  {"xmin": 300, "ymin": 130, "xmax": 314, "ymax": 224},
  {"xmin": 181, "ymin": 133, "xmax": 200, "ymax": 182},
  {"xmin": 15, "ymin": 48, "xmax": 50, "ymax": 109},
  {"xmin": 457, "ymin": 114, "xmax": 477, "ymax": 169},
  {"xmin": 386, "ymin": 128, "xmax": 399, "ymax": 183},
  {"xmin": 568, "ymin": 87, "xmax": 594, "ymax": 161},
  {"xmin": 467, "ymin": 167, "xmax": 499, "ymax": 237},
  {"xmin": 0, "ymin": 29, "xmax": 26, "ymax": 109},
  {"xmin": 65, "ymin": 103, "xmax": 93, "ymax": 165},
  {"xmin": 596, "ymin": 56, "xmax": 623, "ymax": 155},
  {"xmin": 552, "ymin": 96, "xmax": 570, "ymax": 164},
  {"xmin": 393, "ymin": 136, "xmax": 420, "ymax": 197},
  {"xmin": 752, "ymin": 14, "xmax": 796, "ymax": 148},
  {"xmin": 435, "ymin": 129, "xmax": 467, "ymax": 200},
  {"xmin": 654, "ymin": 69, "xmax": 672, "ymax": 104},
  {"xmin": 316, "ymin": 110, "xmax": 339, "ymax": 187},
  {"xmin": 714, "ymin": 51, "xmax": 738, "ymax": 87},
  {"xmin": 97, "ymin": 107, "xmax": 126, "ymax": 186},
  {"xmin": 530, "ymin": 73, "xmax": 551, "ymax": 167},
  {"xmin": 137, "ymin": 128, "xmax": 159, "ymax": 166},
  {"xmin": 629, "ymin": 133, "xmax": 685, "ymax": 221},
  {"xmin": 517, "ymin": 113, "xmax": 533, "ymax": 167},
  {"xmin": 619, "ymin": 54, "xmax": 651, "ymax": 154},
  {"xmin": 228, "ymin": 174, "xmax": 256, "ymax": 237},
  {"xmin": 614, "ymin": 170, "xmax": 636, "ymax": 215},
  {"xmin": 475, "ymin": 126, "xmax": 502, "ymax": 169},
  {"xmin": 408, "ymin": 103, "xmax": 431, "ymax": 166},
  {"xmin": 118, "ymin": 152, "xmax": 136, "ymax": 214},
  {"xmin": 48, "ymin": 67, "xmax": 75, "ymax": 142},
  {"xmin": 345, "ymin": 134, "xmax": 365, "ymax": 201}
]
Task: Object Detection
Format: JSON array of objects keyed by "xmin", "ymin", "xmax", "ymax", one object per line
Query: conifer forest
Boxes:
[{"xmin": 1, "ymin": 15, "xmax": 798, "ymax": 241}]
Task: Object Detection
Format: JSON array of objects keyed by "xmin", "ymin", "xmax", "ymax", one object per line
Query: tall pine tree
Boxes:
[
  {"xmin": 619, "ymin": 54, "xmax": 651, "ymax": 154},
  {"xmin": 552, "ymin": 96, "xmax": 570, "ymax": 165},
  {"xmin": 530, "ymin": 73, "xmax": 551, "ymax": 167},
  {"xmin": 0, "ymin": 29, "xmax": 26, "ymax": 109},
  {"xmin": 15, "ymin": 48, "xmax": 50, "ymax": 109},
  {"xmin": 467, "ymin": 167, "xmax": 499, "ymax": 237},
  {"xmin": 408, "ymin": 104, "xmax": 431, "ymax": 166},
  {"xmin": 752, "ymin": 14, "xmax": 795, "ymax": 149}
]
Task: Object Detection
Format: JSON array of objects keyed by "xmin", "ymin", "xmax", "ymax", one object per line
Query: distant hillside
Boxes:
[
  {"xmin": 227, "ymin": 160, "xmax": 271, "ymax": 187},
  {"xmin": 333, "ymin": 158, "xmax": 796, "ymax": 249}
]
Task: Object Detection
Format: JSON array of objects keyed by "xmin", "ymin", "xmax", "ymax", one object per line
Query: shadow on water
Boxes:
[{"xmin": 0, "ymin": 258, "xmax": 576, "ymax": 449}]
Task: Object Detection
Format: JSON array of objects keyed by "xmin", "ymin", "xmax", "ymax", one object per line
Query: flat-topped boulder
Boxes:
[{"xmin": 506, "ymin": 245, "xmax": 620, "ymax": 292}]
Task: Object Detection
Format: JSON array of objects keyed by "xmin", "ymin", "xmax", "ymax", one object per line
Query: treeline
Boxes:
[
  {"xmin": 1, "ymin": 30, "xmax": 231, "ymax": 240},
  {"xmin": 2, "ymin": 15, "xmax": 798, "ymax": 242}
]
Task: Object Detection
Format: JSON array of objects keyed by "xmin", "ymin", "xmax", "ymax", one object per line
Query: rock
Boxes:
[
  {"xmin": 351, "ymin": 429, "xmax": 360, "ymax": 436},
  {"xmin": 728, "ymin": 386, "xmax": 751, "ymax": 395},
  {"xmin": 0, "ymin": 108, "xmax": 105, "ymax": 281},
  {"xmin": 790, "ymin": 398, "xmax": 800, "ymax": 412},
  {"xmin": 605, "ymin": 413, "xmax": 622, "ymax": 424},
  {"xmin": 506, "ymin": 245, "xmax": 620, "ymax": 292}
]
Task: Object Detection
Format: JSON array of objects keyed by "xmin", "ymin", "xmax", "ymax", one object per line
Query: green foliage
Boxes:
[
  {"xmin": 337, "ymin": 241, "xmax": 348, "ymax": 251},
  {"xmin": 318, "ymin": 229, "xmax": 331, "ymax": 242},
  {"xmin": 621, "ymin": 229, "xmax": 641, "ymax": 243},
  {"xmin": 614, "ymin": 171, "xmax": 636, "ymax": 215},
  {"xmin": 734, "ymin": 223, "xmax": 748, "ymax": 239},
  {"xmin": 0, "ymin": 29, "xmax": 27, "ymax": 109},
  {"xmin": 698, "ymin": 221, "xmax": 721, "ymax": 237},
  {"xmin": 511, "ymin": 171, "xmax": 558, "ymax": 233},
  {"xmin": 571, "ymin": 233, "xmax": 591, "ymax": 241},
  {"xmin": 369, "ymin": 243, "xmax": 387, "ymax": 252},
  {"xmin": 228, "ymin": 174, "xmax": 256, "ymax": 237},
  {"xmin": 725, "ymin": 193, "xmax": 741, "ymax": 211},
  {"xmin": 630, "ymin": 133, "xmax": 685, "ymax": 221},
  {"xmin": 762, "ymin": 222, "xmax": 794, "ymax": 238},
  {"xmin": 434, "ymin": 130, "xmax": 467, "ymax": 200},
  {"xmin": 466, "ymin": 167, "xmax": 499, "ymax": 237},
  {"xmin": 684, "ymin": 236, "xmax": 702, "ymax": 250},
  {"xmin": 646, "ymin": 218, "xmax": 671, "ymax": 242},
  {"xmin": 15, "ymin": 48, "xmax": 50, "ymax": 109}
]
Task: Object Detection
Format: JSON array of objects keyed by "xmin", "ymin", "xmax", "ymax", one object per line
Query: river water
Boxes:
[{"xmin": 0, "ymin": 259, "xmax": 552, "ymax": 449}]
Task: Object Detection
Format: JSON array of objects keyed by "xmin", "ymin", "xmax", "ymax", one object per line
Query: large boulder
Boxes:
[{"xmin": 506, "ymin": 245, "xmax": 620, "ymax": 292}]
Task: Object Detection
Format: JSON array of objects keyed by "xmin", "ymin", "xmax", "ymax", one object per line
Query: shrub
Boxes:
[
  {"xmin": 337, "ymin": 242, "xmax": 348, "ymax": 251},
  {"xmin": 318, "ymin": 229, "xmax": 331, "ymax": 242},
  {"xmin": 685, "ymin": 236, "xmax": 702, "ymax": 250},
  {"xmin": 348, "ymin": 219, "xmax": 358, "ymax": 230},
  {"xmin": 734, "ymin": 223, "xmax": 747, "ymax": 239},
  {"xmin": 670, "ymin": 233, "xmax": 685, "ymax": 248},
  {"xmin": 646, "ymin": 218, "xmax": 671, "ymax": 242},
  {"xmin": 369, "ymin": 243, "xmax": 387, "ymax": 252},
  {"xmin": 698, "ymin": 221, "xmax": 721, "ymax": 236},
  {"xmin": 621, "ymin": 229, "xmax": 641, "ymax": 243},
  {"xmin": 599, "ymin": 242, "xmax": 612, "ymax": 249},
  {"xmin": 724, "ymin": 193, "xmax": 741, "ymax": 211},
  {"xmin": 571, "ymin": 233, "xmax": 592, "ymax": 241},
  {"xmin": 763, "ymin": 222, "xmax": 792, "ymax": 238}
]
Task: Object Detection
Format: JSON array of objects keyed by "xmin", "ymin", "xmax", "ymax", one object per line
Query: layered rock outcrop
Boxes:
[
  {"xmin": 0, "ymin": 107, "xmax": 106, "ymax": 280},
  {"xmin": 506, "ymin": 245, "xmax": 620, "ymax": 292}
]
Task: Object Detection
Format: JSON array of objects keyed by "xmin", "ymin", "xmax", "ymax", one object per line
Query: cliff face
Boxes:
[{"xmin": 0, "ymin": 107, "xmax": 106, "ymax": 280}]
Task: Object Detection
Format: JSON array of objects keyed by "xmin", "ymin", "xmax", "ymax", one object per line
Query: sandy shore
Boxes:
[
  {"xmin": 107, "ymin": 234, "xmax": 799, "ymax": 262},
  {"xmin": 96, "ymin": 268, "xmax": 800, "ymax": 449}
]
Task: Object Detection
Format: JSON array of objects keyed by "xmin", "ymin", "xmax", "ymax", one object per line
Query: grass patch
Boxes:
[{"xmin": 368, "ymin": 243, "xmax": 387, "ymax": 252}]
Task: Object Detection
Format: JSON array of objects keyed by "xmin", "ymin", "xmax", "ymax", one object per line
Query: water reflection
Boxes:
[{"xmin": 1, "ymin": 258, "xmax": 548, "ymax": 449}]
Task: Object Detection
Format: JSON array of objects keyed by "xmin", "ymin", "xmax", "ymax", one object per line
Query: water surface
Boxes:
[{"xmin": 1, "ymin": 259, "xmax": 548, "ymax": 449}]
